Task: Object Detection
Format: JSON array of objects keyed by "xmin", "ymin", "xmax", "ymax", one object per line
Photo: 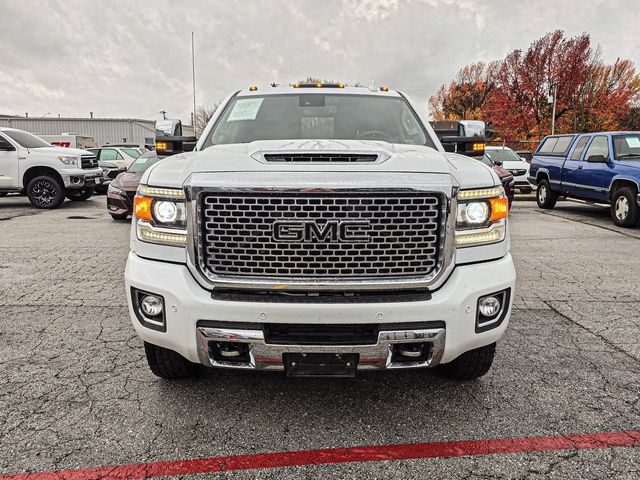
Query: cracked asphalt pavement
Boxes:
[{"xmin": 0, "ymin": 194, "xmax": 639, "ymax": 479}]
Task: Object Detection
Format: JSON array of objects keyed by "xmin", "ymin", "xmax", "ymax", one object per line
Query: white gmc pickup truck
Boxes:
[
  {"xmin": 125, "ymin": 85, "xmax": 516, "ymax": 380},
  {"xmin": 0, "ymin": 128, "xmax": 103, "ymax": 207}
]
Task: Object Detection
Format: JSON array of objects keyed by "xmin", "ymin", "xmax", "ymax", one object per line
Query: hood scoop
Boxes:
[{"xmin": 262, "ymin": 152, "xmax": 380, "ymax": 164}]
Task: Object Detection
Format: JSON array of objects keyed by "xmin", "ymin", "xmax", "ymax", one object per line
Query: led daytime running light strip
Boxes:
[
  {"xmin": 138, "ymin": 185, "xmax": 185, "ymax": 198},
  {"xmin": 457, "ymin": 187, "xmax": 504, "ymax": 200},
  {"xmin": 455, "ymin": 224, "xmax": 505, "ymax": 247},
  {"xmin": 137, "ymin": 222, "xmax": 187, "ymax": 246}
]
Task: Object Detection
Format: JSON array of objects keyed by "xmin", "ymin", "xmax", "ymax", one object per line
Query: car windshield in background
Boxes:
[
  {"xmin": 204, "ymin": 94, "xmax": 433, "ymax": 148},
  {"xmin": 478, "ymin": 156, "xmax": 495, "ymax": 168},
  {"xmin": 485, "ymin": 149, "xmax": 522, "ymax": 163},
  {"xmin": 122, "ymin": 148, "xmax": 142, "ymax": 159},
  {"xmin": 3, "ymin": 130, "xmax": 51, "ymax": 149},
  {"xmin": 613, "ymin": 134, "xmax": 640, "ymax": 159},
  {"xmin": 127, "ymin": 154, "xmax": 161, "ymax": 173}
]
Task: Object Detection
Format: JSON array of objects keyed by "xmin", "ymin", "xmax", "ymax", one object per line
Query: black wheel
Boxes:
[
  {"xmin": 66, "ymin": 187, "xmax": 93, "ymax": 201},
  {"xmin": 536, "ymin": 179, "xmax": 558, "ymax": 209},
  {"xmin": 610, "ymin": 186, "xmax": 639, "ymax": 227},
  {"xmin": 144, "ymin": 342, "xmax": 199, "ymax": 379},
  {"xmin": 439, "ymin": 343, "xmax": 496, "ymax": 380},
  {"xmin": 26, "ymin": 175, "xmax": 65, "ymax": 209},
  {"xmin": 0, "ymin": 192, "xmax": 7, "ymax": 197}
]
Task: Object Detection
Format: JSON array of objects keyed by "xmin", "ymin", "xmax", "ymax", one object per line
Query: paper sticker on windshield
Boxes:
[
  {"xmin": 227, "ymin": 98, "xmax": 263, "ymax": 122},
  {"xmin": 626, "ymin": 137, "xmax": 640, "ymax": 148}
]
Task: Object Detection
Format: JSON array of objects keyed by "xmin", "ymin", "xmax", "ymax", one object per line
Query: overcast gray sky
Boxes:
[{"xmin": 1, "ymin": 0, "xmax": 638, "ymax": 123}]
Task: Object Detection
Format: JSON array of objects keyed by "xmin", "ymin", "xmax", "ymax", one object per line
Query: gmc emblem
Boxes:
[{"xmin": 273, "ymin": 220, "xmax": 371, "ymax": 243}]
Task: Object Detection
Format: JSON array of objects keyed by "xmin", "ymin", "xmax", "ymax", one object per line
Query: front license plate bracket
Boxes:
[{"xmin": 283, "ymin": 353, "xmax": 359, "ymax": 377}]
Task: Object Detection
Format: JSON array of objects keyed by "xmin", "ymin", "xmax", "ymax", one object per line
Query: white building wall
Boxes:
[{"xmin": 0, "ymin": 118, "xmax": 156, "ymax": 146}]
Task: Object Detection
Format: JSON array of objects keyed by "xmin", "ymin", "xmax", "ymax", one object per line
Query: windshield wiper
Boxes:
[{"xmin": 618, "ymin": 154, "xmax": 640, "ymax": 159}]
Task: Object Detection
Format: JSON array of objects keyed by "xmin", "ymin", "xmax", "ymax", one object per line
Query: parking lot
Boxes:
[{"xmin": 0, "ymin": 195, "xmax": 639, "ymax": 479}]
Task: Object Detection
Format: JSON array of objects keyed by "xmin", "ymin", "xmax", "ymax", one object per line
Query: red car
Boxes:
[
  {"xmin": 478, "ymin": 156, "xmax": 515, "ymax": 207},
  {"xmin": 107, "ymin": 152, "xmax": 162, "ymax": 220}
]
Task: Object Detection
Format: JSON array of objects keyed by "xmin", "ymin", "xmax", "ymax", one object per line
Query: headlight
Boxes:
[
  {"xmin": 134, "ymin": 185, "xmax": 186, "ymax": 246},
  {"xmin": 58, "ymin": 155, "xmax": 78, "ymax": 166},
  {"xmin": 455, "ymin": 187, "xmax": 508, "ymax": 247},
  {"xmin": 107, "ymin": 184, "xmax": 125, "ymax": 195},
  {"xmin": 154, "ymin": 201, "xmax": 178, "ymax": 223},
  {"xmin": 457, "ymin": 201, "xmax": 489, "ymax": 226}
]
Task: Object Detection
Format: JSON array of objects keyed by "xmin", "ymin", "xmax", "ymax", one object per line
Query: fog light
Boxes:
[
  {"xmin": 478, "ymin": 295, "xmax": 501, "ymax": 318},
  {"xmin": 140, "ymin": 295, "xmax": 163, "ymax": 317},
  {"xmin": 476, "ymin": 289, "xmax": 511, "ymax": 333}
]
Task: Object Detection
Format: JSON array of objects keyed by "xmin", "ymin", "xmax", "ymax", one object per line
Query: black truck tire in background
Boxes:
[
  {"xmin": 144, "ymin": 342, "xmax": 199, "ymax": 379},
  {"xmin": 26, "ymin": 175, "xmax": 65, "ymax": 209},
  {"xmin": 0, "ymin": 192, "xmax": 7, "ymax": 197},
  {"xmin": 439, "ymin": 342, "xmax": 496, "ymax": 380},
  {"xmin": 536, "ymin": 179, "xmax": 558, "ymax": 209},
  {"xmin": 610, "ymin": 186, "xmax": 640, "ymax": 227},
  {"xmin": 66, "ymin": 187, "xmax": 93, "ymax": 201}
]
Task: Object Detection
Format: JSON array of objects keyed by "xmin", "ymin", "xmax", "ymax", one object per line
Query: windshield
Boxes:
[
  {"xmin": 127, "ymin": 153, "xmax": 161, "ymax": 173},
  {"xmin": 613, "ymin": 134, "xmax": 640, "ymax": 159},
  {"xmin": 122, "ymin": 148, "xmax": 142, "ymax": 159},
  {"xmin": 484, "ymin": 148, "xmax": 523, "ymax": 163},
  {"xmin": 3, "ymin": 130, "xmax": 51, "ymax": 148},
  {"xmin": 477, "ymin": 156, "xmax": 494, "ymax": 167},
  {"xmin": 204, "ymin": 94, "xmax": 433, "ymax": 148}
]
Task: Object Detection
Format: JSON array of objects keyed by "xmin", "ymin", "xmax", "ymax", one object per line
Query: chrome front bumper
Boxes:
[{"xmin": 196, "ymin": 324, "xmax": 446, "ymax": 372}]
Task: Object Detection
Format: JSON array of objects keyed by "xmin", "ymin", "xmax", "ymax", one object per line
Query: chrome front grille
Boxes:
[
  {"xmin": 508, "ymin": 169, "xmax": 527, "ymax": 176},
  {"xmin": 198, "ymin": 192, "xmax": 444, "ymax": 279},
  {"xmin": 81, "ymin": 155, "xmax": 97, "ymax": 169}
]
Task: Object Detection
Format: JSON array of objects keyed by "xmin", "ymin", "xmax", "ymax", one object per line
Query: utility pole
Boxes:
[
  {"xmin": 550, "ymin": 84, "xmax": 558, "ymax": 135},
  {"xmin": 191, "ymin": 32, "xmax": 197, "ymax": 131}
]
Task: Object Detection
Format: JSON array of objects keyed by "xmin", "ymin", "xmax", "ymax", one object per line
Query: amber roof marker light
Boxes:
[
  {"xmin": 248, "ymin": 86, "xmax": 258, "ymax": 91},
  {"xmin": 291, "ymin": 83, "xmax": 347, "ymax": 89},
  {"xmin": 379, "ymin": 86, "xmax": 389, "ymax": 92}
]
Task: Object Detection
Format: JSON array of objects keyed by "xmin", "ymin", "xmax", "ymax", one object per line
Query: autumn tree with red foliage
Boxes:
[
  {"xmin": 429, "ymin": 30, "xmax": 640, "ymax": 142},
  {"xmin": 429, "ymin": 61, "xmax": 498, "ymax": 121}
]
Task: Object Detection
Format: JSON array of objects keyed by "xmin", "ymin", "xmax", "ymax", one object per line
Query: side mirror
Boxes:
[
  {"xmin": 492, "ymin": 159, "xmax": 503, "ymax": 166},
  {"xmin": 586, "ymin": 154, "xmax": 606, "ymax": 163},
  {"xmin": 155, "ymin": 135, "xmax": 197, "ymax": 156},
  {"xmin": 182, "ymin": 141, "xmax": 196, "ymax": 153},
  {"xmin": 440, "ymin": 136, "xmax": 485, "ymax": 158}
]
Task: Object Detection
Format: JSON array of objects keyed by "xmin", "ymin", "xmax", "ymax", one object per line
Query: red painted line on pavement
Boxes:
[{"xmin": 2, "ymin": 430, "xmax": 639, "ymax": 480}]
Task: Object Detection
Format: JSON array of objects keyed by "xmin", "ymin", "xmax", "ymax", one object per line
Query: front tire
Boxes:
[
  {"xmin": 439, "ymin": 343, "xmax": 496, "ymax": 380},
  {"xmin": 536, "ymin": 179, "xmax": 558, "ymax": 209},
  {"xmin": 66, "ymin": 187, "xmax": 93, "ymax": 201},
  {"xmin": 26, "ymin": 175, "xmax": 65, "ymax": 209},
  {"xmin": 611, "ymin": 186, "xmax": 639, "ymax": 227},
  {"xmin": 144, "ymin": 342, "xmax": 199, "ymax": 379}
]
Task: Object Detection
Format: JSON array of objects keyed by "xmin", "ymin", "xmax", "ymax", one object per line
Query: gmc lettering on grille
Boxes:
[{"xmin": 272, "ymin": 220, "xmax": 371, "ymax": 243}]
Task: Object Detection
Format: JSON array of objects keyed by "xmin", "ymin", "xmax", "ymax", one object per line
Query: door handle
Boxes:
[{"xmin": 577, "ymin": 165, "xmax": 583, "ymax": 170}]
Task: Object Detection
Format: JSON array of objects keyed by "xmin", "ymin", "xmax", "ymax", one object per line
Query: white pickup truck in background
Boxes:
[{"xmin": 0, "ymin": 127, "xmax": 103, "ymax": 207}]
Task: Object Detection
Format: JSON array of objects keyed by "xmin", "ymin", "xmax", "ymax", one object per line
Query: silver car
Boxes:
[{"xmin": 484, "ymin": 146, "xmax": 532, "ymax": 193}]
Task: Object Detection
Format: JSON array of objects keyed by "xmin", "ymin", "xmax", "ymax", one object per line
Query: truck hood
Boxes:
[
  {"xmin": 36, "ymin": 146, "xmax": 93, "ymax": 157},
  {"xmin": 144, "ymin": 139, "xmax": 497, "ymax": 189}
]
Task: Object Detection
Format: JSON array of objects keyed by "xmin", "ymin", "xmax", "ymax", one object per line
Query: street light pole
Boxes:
[
  {"xmin": 191, "ymin": 32, "xmax": 197, "ymax": 133},
  {"xmin": 551, "ymin": 84, "xmax": 557, "ymax": 135}
]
